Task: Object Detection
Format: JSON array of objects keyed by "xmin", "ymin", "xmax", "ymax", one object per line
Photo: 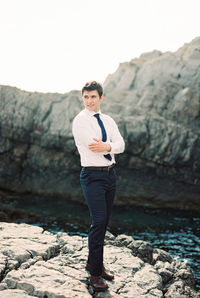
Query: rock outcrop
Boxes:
[
  {"xmin": 0, "ymin": 37, "xmax": 200, "ymax": 210},
  {"xmin": 0, "ymin": 222, "xmax": 199, "ymax": 297}
]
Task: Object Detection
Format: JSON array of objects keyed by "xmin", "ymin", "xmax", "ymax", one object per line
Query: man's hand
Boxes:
[{"xmin": 88, "ymin": 138, "xmax": 111, "ymax": 153}]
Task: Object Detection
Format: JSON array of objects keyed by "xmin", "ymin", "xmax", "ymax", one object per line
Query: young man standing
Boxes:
[{"xmin": 72, "ymin": 81, "xmax": 125, "ymax": 292}]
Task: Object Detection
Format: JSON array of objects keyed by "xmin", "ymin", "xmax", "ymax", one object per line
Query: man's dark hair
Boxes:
[{"xmin": 82, "ymin": 81, "xmax": 103, "ymax": 97}]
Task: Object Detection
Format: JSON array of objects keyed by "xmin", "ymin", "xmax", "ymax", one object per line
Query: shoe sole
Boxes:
[{"xmin": 90, "ymin": 284, "xmax": 109, "ymax": 292}]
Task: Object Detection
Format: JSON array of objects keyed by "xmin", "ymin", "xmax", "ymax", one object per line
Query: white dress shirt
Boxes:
[{"xmin": 72, "ymin": 108, "xmax": 125, "ymax": 167}]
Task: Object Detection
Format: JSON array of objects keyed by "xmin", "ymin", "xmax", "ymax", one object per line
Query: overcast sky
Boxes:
[{"xmin": 0, "ymin": 0, "xmax": 199, "ymax": 93}]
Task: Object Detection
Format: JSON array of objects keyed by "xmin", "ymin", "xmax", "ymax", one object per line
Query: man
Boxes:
[{"xmin": 72, "ymin": 81, "xmax": 125, "ymax": 292}]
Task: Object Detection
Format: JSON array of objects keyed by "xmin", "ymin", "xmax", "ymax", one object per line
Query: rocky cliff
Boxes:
[
  {"xmin": 0, "ymin": 37, "xmax": 200, "ymax": 210},
  {"xmin": 0, "ymin": 222, "xmax": 199, "ymax": 297}
]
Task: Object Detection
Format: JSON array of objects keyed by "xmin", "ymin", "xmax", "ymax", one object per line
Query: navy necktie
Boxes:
[{"xmin": 94, "ymin": 114, "xmax": 112, "ymax": 161}]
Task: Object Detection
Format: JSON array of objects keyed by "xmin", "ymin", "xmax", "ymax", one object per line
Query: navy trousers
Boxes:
[{"xmin": 80, "ymin": 167, "xmax": 116, "ymax": 276}]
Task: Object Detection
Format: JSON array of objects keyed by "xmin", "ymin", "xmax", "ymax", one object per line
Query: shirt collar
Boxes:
[{"xmin": 84, "ymin": 108, "xmax": 102, "ymax": 117}]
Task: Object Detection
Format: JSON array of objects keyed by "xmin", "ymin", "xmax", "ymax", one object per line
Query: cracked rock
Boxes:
[{"xmin": 0, "ymin": 222, "xmax": 199, "ymax": 297}]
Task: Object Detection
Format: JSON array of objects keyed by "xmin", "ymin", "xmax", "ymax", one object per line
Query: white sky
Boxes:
[{"xmin": 0, "ymin": 0, "xmax": 199, "ymax": 93}]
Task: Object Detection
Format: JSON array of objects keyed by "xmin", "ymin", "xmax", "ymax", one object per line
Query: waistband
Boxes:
[{"xmin": 83, "ymin": 163, "xmax": 115, "ymax": 172}]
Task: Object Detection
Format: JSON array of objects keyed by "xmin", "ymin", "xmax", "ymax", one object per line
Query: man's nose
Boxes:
[{"xmin": 87, "ymin": 97, "xmax": 93, "ymax": 103}]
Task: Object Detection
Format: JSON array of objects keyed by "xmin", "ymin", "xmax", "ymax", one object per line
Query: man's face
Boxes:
[{"xmin": 82, "ymin": 90, "xmax": 103, "ymax": 113}]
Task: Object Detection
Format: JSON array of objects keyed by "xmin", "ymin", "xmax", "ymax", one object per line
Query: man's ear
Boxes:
[{"xmin": 100, "ymin": 95, "xmax": 104, "ymax": 102}]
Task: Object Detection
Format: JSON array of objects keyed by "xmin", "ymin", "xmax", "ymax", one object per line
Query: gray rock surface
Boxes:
[
  {"xmin": 0, "ymin": 37, "xmax": 200, "ymax": 210},
  {"xmin": 0, "ymin": 222, "xmax": 199, "ymax": 297}
]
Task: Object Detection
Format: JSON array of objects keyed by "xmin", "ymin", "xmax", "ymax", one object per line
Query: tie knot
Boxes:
[{"xmin": 94, "ymin": 113, "xmax": 100, "ymax": 119}]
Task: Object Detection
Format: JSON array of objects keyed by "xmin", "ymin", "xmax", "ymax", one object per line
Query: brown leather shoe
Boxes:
[
  {"xmin": 89, "ymin": 275, "xmax": 108, "ymax": 292},
  {"xmin": 86, "ymin": 263, "xmax": 114, "ymax": 281},
  {"xmin": 102, "ymin": 265, "xmax": 114, "ymax": 280}
]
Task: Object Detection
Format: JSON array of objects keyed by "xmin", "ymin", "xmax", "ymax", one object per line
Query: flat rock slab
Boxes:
[
  {"xmin": 0, "ymin": 289, "xmax": 33, "ymax": 298},
  {"xmin": 0, "ymin": 222, "xmax": 199, "ymax": 297}
]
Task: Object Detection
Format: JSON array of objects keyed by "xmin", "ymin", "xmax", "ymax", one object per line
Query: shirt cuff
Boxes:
[{"xmin": 106, "ymin": 141, "xmax": 113, "ymax": 154}]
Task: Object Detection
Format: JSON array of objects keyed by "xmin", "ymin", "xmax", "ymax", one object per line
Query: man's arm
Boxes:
[
  {"xmin": 73, "ymin": 115, "xmax": 125, "ymax": 155},
  {"xmin": 72, "ymin": 116, "xmax": 108, "ymax": 154},
  {"xmin": 88, "ymin": 138, "xmax": 111, "ymax": 153},
  {"xmin": 107, "ymin": 120, "xmax": 125, "ymax": 154},
  {"xmin": 87, "ymin": 119, "xmax": 125, "ymax": 154},
  {"xmin": 72, "ymin": 116, "xmax": 95, "ymax": 150}
]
